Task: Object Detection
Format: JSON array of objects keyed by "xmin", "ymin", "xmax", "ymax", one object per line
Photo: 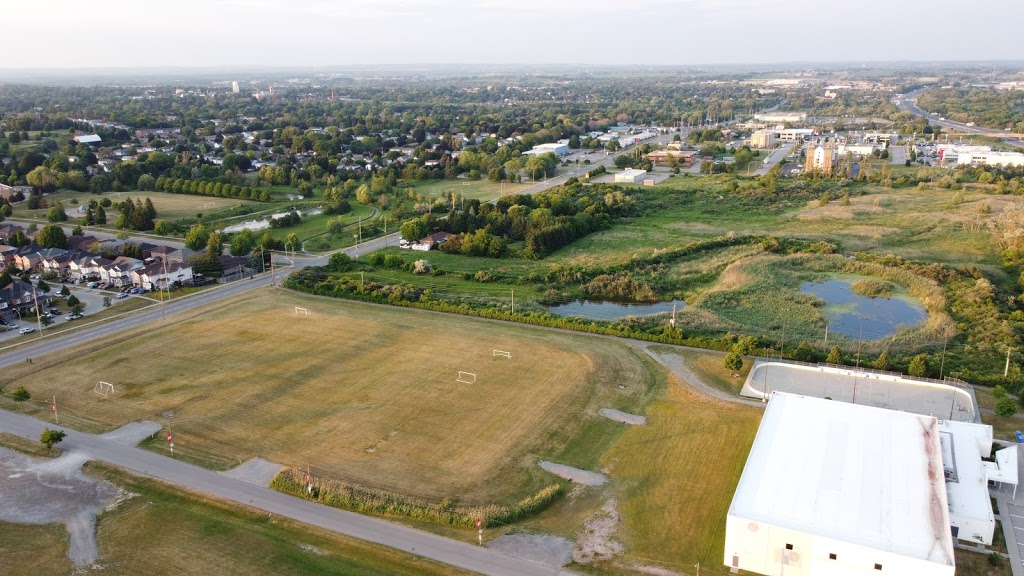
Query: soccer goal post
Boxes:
[
  {"xmin": 294, "ymin": 307, "xmax": 310, "ymax": 316},
  {"xmin": 203, "ymin": 202, "xmax": 217, "ymax": 208},
  {"xmin": 493, "ymin": 350, "xmax": 512, "ymax": 358},
  {"xmin": 94, "ymin": 381, "xmax": 115, "ymax": 396},
  {"xmin": 457, "ymin": 371, "xmax": 477, "ymax": 384}
]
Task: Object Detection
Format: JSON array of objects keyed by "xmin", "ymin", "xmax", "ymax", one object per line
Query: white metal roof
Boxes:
[{"xmin": 729, "ymin": 392, "xmax": 955, "ymax": 566}]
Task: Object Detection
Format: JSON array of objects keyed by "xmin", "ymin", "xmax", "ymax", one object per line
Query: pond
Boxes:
[
  {"xmin": 546, "ymin": 299, "xmax": 686, "ymax": 320},
  {"xmin": 800, "ymin": 279, "xmax": 926, "ymax": 340},
  {"xmin": 222, "ymin": 208, "xmax": 322, "ymax": 233}
]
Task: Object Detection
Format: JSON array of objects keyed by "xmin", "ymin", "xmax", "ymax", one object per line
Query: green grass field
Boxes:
[
  {"xmin": 17, "ymin": 190, "xmax": 257, "ymax": 222},
  {"xmin": 0, "ymin": 462, "xmax": 471, "ymax": 576},
  {"xmin": 0, "ymin": 289, "xmax": 662, "ymax": 506},
  {"xmin": 400, "ymin": 179, "xmax": 533, "ymax": 203}
]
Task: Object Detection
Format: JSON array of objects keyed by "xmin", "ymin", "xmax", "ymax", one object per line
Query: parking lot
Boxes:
[
  {"xmin": 1006, "ymin": 504, "xmax": 1024, "ymax": 571},
  {"xmin": 0, "ymin": 286, "xmax": 141, "ymax": 343}
]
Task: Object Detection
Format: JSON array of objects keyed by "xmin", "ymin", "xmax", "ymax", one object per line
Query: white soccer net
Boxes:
[
  {"xmin": 294, "ymin": 307, "xmax": 310, "ymax": 316},
  {"xmin": 457, "ymin": 371, "xmax": 477, "ymax": 384},
  {"xmin": 493, "ymin": 350, "xmax": 511, "ymax": 358},
  {"xmin": 94, "ymin": 381, "xmax": 115, "ymax": 396}
]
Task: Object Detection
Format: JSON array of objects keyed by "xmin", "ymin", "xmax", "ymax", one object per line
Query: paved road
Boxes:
[
  {"xmin": 5, "ymin": 218, "xmax": 187, "ymax": 250},
  {"xmin": 0, "ymin": 408, "xmax": 570, "ymax": 576},
  {"xmin": 898, "ymin": 89, "xmax": 1024, "ymax": 148},
  {"xmin": 754, "ymin": 144, "xmax": 792, "ymax": 175}
]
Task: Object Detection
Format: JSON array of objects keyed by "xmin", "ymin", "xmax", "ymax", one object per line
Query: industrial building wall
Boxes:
[
  {"xmin": 724, "ymin": 516, "xmax": 955, "ymax": 576},
  {"xmin": 949, "ymin": 510, "xmax": 995, "ymax": 546}
]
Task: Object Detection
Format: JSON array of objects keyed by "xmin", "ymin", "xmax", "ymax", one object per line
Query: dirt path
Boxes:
[{"xmin": 626, "ymin": 340, "xmax": 764, "ymax": 408}]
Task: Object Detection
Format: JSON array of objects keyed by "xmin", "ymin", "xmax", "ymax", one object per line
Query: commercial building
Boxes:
[
  {"xmin": 776, "ymin": 128, "xmax": 816, "ymax": 142},
  {"xmin": 750, "ymin": 129, "xmax": 775, "ymax": 149},
  {"xmin": 937, "ymin": 144, "xmax": 1024, "ymax": 167},
  {"xmin": 614, "ymin": 168, "xmax": 647, "ymax": 183},
  {"xmin": 726, "ymin": 393, "xmax": 956, "ymax": 576},
  {"xmin": 805, "ymin": 141, "xmax": 837, "ymax": 174},
  {"xmin": 646, "ymin": 150, "xmax": 697, "ymax": 166},
  {"xmin": 754, "ymin": 112, "xmax": 807, "ymax": 124},
  {"xmin": 836, "ymin": 143, "xmax": 879, "ymax": 157},
  {"xmin": 231, "ymin": 81, "xmax": 240, "ymax": 94},
  {"xmin": 525, "ymin": 140, "xmax": 570, "ymax": 157}
]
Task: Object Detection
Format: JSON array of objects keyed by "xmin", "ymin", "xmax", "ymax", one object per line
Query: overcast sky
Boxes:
[{"xmin": 5, "ymin": 0, "xmax": 1023, "ymax": 69}]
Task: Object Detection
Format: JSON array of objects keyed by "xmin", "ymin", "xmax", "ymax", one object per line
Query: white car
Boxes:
[
  {"xmin": 116, "ymin": 293, "xmax": 129, "ymax": 299},
  {"xmin": 19, "ymin": 327, "xmax": 35, "ymax": 334}
]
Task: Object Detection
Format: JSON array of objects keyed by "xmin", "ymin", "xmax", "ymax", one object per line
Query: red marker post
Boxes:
[
  {"xmin": 167, "ymin": 431, "xmax": 174, "ymax": 457},
  {"xmin": 476, "ymin": 518, "xmax": 482, "ymax": 546}
]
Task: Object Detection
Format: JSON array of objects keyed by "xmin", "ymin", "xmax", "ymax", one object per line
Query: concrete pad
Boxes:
[
  {"xmin": 221, "ymin": 457, "xmax": 284, "ymax": 487},
  {"xmin": 599, "ymin": 408, "xmax": 646, "ymax": 425},
  {"xmin": 538, "ymin": 461, "xmax": 607, "ymax": 486},
  {"xmin": 99, "ymin": 421, "xmax": 162, "ymax": 446},
  {"xmin": 487, "ymin": 533, "xmax": 574, "ymax": 567}
]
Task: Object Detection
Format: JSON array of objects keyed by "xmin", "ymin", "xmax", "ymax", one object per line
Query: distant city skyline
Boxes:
[{"xmin": 5, "ymin": 0, "xmax": 1024, "ymax": 70}]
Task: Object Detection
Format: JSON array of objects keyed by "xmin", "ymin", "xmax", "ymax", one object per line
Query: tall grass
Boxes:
[{"xmin": 271, "ymin": 468, "xmax": 565, "ymax": 528}]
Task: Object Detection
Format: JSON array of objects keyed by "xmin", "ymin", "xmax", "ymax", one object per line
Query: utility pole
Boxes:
[
  {"xmin": 1008, "ymin": 347, "xmax": 1014, "ymax": 379},
  {"xmin": 360, "ymin": 272, "xmax": 364, "ymax": 293},
  {"xmin": 270, "ymin": 253, "xmax": 276, "ymax": 286},
  {"xmin": 939, "ymin": 337, "xmax": 948, "ymax": 380},
  {"xmin": 31, "ymin": 286, "xmax": 42, "ymax": 335},
  {"xmin": 823, "ymin": 325, "xmax": 828, "ymax": 350},
  {"xmin": 510, "ymin": 289, "xmax": 514, "ymax": 315},
  {"xmin": 52, "ymin": 395, "xmax": 58, "ymax": 425}
]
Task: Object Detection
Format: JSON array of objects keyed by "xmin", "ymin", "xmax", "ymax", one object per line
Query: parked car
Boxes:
[
  {"xmin": 19, "ymin": 327, "xmax": 35, "ymax": 334},
  {"xmin": 49, "ymin": 308, "xmax": 60, "ymax": 316},
  {"xmin": 116, "ymin": 293, "xmax": 129, "ymax": 299},
  {"xmin": 87, "ymin": 282, "xmax": 99, "ymax": 288}
]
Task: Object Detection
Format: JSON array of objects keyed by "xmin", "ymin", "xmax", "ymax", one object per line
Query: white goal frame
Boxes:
[
  {"xmin": 203, "ymin": 202, "xmax": 217, "ymax": 208},
  {"xmin": 294, "ymin": 307, "xmax": 310, "ymax": 316},
  {"xmin": 493, "ymin": 350, "xmax": 512, "ymax": 358},
  {"xmin": 457, "ymin": 371, "xmax": 477, "ymax": 384},
  {"xmin": 94, "ymin": 381, "xmax": 115, "ymax": 396}
]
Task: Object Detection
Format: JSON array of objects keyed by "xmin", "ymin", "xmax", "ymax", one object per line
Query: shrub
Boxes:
[
  {"xmin": 413, "ymin": 260, "xmax": 432, "ymax": 274},
  {"xmin": 825, "ymin": 346, "xmax": 843, "ymax": 365},
  {"xmin": 40, "ymin": 428, "xmax": 66, "ymax": 449},
  {"xmin": 12, "ymin": 386, "xmax": 30, "ymax": 401},
  {"xmin": 996, "ymin": 397, "xmax": 1018, "ymax": 418},
  {"xmin": 908, "ymin": 354, "xmax": 930, "ymax": 377},
  {"xmin": 993, "ymin": 385, "xmax": 1007, "ymax": 399},
  {"xmin": 849, "ymin": 279, "xmax": 893, "ymax": 298},
  {"xmin": 724, "ymin": 350, "xmax": 743, "ymax": 371},
  {"xmin": 270, "ymin": 468, "xmax": 563, "ymax": 528}
]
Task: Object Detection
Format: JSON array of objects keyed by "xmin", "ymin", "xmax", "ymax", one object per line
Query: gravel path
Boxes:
[
  {"xmin": 630, "ymin": 341, "xmax": 763, "ymax": 408},
  {"xmin": 598, "ymin": 408, "xmax": 646, "ymax": 425},
  {"xmin": 573, "ymin": 499, "xmax": 623, "ymax": 564},
  {"xmin": 487, "ymin": 534, "xmax": 574, "ymax": 567},
  {"xmin": 222, "ymin": 457, "xmax": 284, "ymax": 487},
  {"xmin": 538, "ymin": 461, "xmax": 607, "ymax": 486},
  {"xmin": 99, "ymin": 421, "xmax": 162, "ymax": 446},
  {"xmin": 0, "ymin": 448, "xmax": 120, "ymax": 566}
]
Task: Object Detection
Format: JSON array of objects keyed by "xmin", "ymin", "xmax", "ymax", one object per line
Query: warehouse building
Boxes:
[
  {"xmin": 750, "ymin": 129, "xmax": 776, "ymax": 148},
  {"xmin": 613, "ymin": 168, "xmax": 647, "ymax": 183},
  {"xmin": 725, "ymin": 393, "xmax": 956, "ymax": 576},
  {"xmin": 525, "ymin": 140, "xmax": 570, "ymax": 157}
]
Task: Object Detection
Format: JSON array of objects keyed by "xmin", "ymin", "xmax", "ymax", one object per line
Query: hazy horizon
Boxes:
[{"xmin": 5, "ymin": 0, "xmax": 1023, "ymax": 70}]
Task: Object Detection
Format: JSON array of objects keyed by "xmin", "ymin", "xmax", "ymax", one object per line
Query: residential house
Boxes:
[
  {"xmin": 0, "ymin": 224, "xmax": 26, "ymax": 243},
  {"xmin": 68, "ymin": 235, "xmax": 99, "ymax": 252},
  {"xmin": 40, "ymin": 251, "xmax": 79, "ymax": 278},
  {"xmin": 68, "ymin": 256, "xmax": 113, "ymax": 283},
  {"xmin": 0, "ymin": 280, "xmax": 51, "ymax": 321},
  {"xmin": 14, "ymin": 248, "xmax": 69, "ymax": 272},
  {"xmin": 219, "ymin": 255, "xmax": 252, "ymax": 281},
  {"xmin": 100, "ymin": 257, "xmax": 144, "ymax": 287},
  {"xmin": 0, "ymin": 245, "xmax": 17, "ymax": 270},
  {"xmin": 131, "ymin": 261, "xmax": 194, "ymax": 291},
  {"xmin": 146, "ymin": 245, "xmax": 193, "ymax": 265}
]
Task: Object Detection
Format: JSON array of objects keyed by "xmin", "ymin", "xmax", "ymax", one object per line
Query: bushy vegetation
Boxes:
[
  {"xmin": 271, "ymin": 467, "xmax": 564, "ymax": 528},
  {"xmin": 849, "ymin": 279, "xmax": 894, "ymax": 298}
]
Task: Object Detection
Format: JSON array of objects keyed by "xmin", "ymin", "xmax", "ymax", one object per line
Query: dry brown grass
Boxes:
[{"xmin": 2, "ymin": 290, "xmax": 661, "ymax": 504}]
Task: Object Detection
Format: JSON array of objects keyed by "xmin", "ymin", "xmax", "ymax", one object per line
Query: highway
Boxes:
[
  {"xmin": 0, "ymin": 408, "xmax": 571, "ymax": 576},
  {"xmin": 898, "ymin": 89, "xmax": 1024, "ymax": 148}
]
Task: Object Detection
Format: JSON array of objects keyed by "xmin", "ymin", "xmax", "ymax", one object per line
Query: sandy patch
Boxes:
[
  {"xmin": 0, "ymin": 448, "xmax": 120, "ymax": 566},
  {"xmin": 599, "ymin": 408, "xmax": 646, "ymax": 425},
  {"xmin": 487, "ymin": 533, "xmax": 574, "ymax": 567},
  {"xmin": 538, "ymin": 461, "xmax": 608, "ymax": 486},
  {"xmin": 574, "ymin": 498, "xmax": 623, "ymax": 564},
  {"xmin": 221, "ymin": 457, "xmax": 284, "ymax": 487}
]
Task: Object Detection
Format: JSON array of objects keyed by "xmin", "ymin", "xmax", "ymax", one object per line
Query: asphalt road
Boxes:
[
  {"xmin": 898, "ymin": 89, "xmax": 1024, "ymax": 148},
  {"xmin": 0, "ymin": 408, "xmax": 571, "ymax": 576}
]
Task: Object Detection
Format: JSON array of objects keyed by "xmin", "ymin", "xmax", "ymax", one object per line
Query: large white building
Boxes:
[
  {"xmin": 755, "ymin": 112, "xmax": 807, "ymax": 124},
  {"xmin": 614, "ymin": 168, "xmax": 647, "ymax": 183},
  {"xmin": 726, "ymin": 393, "xmax": 957, "ymax": 576},
  {"xmin": 937, "ymin": 144, "xmax": 1024, "ymax": 167},
  {"xmin": 526, "ymin": 140, "xmax": 570, "ymax": 157}
]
